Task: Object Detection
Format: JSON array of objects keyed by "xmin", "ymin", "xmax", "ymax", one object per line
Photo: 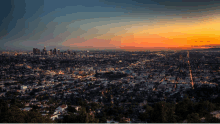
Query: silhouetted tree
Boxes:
[{"xmin": 186, "ymin": 113, "xmax": 200, "ymax": 123}]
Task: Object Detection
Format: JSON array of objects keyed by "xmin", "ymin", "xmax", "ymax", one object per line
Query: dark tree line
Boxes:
[
  {"xmin": 139, "ymin": 97, "xmax": 220, "ymax": 123},
  {"xmin": 0, "ymin": 99, "xmax": 53, "ymax": 123}
]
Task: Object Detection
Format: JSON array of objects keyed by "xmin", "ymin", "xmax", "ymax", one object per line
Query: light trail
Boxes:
[{"xmin": 187, "ymin": 51, "xmax": 194, "ymax": 89}]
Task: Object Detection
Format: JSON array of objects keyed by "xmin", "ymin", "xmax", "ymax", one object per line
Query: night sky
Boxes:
[{"xmin": 1, "ymin": 0, "xmax": 220, "ymax": 51}]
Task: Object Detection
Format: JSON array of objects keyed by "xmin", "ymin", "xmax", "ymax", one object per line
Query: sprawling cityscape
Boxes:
[
  {"xmin": 1, "ymin": 47, "xmax": 220, "ymax": 122},
  {"xmin": 2, "ymin": 0, "xmax": 220, "ymax": 123}
]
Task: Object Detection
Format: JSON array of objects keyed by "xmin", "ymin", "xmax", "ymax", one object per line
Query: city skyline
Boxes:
[
  {"xmin": 1, "ymin": 48, "xmax": 220, "ymax": 123},
  {"xmin": 2, "ymin": 1, "xmax": 220, "ymax": 122}
]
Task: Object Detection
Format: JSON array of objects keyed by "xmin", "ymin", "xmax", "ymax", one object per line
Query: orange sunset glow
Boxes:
[{"xmin": 2, "ymin": 0, "xmax": 220, "ymax": 51}]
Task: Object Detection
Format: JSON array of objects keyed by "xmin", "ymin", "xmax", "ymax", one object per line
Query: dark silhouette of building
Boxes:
[
  {"xmin": 50, "ymin": 49, "xmax": 52, "ymax": 55},
  {"xmin": 33, "ymin": 48, "xmax": 41, "ymax": 55},
  {"xmin": 53, "ymin": 48, "xmax": 57, "ymax": 55},
  {"xmin": 33, "ymin": 48, "xmax": 37, "ymax": 55},
  {"xmin": 58, "ymin": 49, "xmax": 60, "ymax": 55},
  {"xmin": 68, "ymin": 49, "xmax": 71, "ymax": 54},
  {"xmin": 43, "ymin": 46, "xmax": 47, "ymax": 55}
]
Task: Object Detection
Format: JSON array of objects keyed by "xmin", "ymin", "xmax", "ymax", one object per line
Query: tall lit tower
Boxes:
[
  {"xmin": 50, "ymin": 49, "xmax": 52, "ymax": 55},
  {"xmin": 53, "ymin": 48, "xmax": 57, "ymax": 55},
  {"xmin": 37, "ymin": 48, "xmax": 41, "ymax": 55},
  {"xmin": 33, "ymin": 48, "xmax": 36, "ymax": 55},
  {"xmin": 43, "ymin": 46, "xmax": 46, "ymax": 55},
  {"xmin": 58, "ymin": 49, "xmax": 60, "ymax": 55}
]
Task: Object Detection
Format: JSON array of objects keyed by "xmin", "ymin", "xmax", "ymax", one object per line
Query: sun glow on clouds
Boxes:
[
  {"xmin": 117, "ymin": 16, "xmax": 220, "ymax": 50},
  {"xmin": 61, "ymin": 15, "xmax": 220, "ymax": 50}
]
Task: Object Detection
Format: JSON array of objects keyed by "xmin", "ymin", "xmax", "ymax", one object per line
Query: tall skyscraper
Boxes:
[
  {"xmin": 68, "ymin": 49, "xmax": 71, "ymax": 54},
  {"xmin": 44, "ymin": 46, "xmax": 47, "ymax": 54},
  {"xmin": 37, "ymin": 48, "xmax": 41, "ymax": 55},
  {"xmin": 47, "ymin": 51, "xmax": 51, "ymax": 55},
  {"xmin": 53, "ymin": 48, "xmax": 57, "ymax": 55},
  {"xmin": 33, "ymin": 48, "xmax": 41, "ymax": 55},
  {"xmin": 50, "ymin": 49, "xmax": 52, "ymax": 55},
  {"xmin": 58, "ymin": 49, "xmax": 60, "ymax": 55},
  {"xmin": 33, "ymin": 48, "xmax": 36, "ymax": 55},
  {"xmin": 43, "ymin": 46, "xmax": 47, "ymax": 55}
]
